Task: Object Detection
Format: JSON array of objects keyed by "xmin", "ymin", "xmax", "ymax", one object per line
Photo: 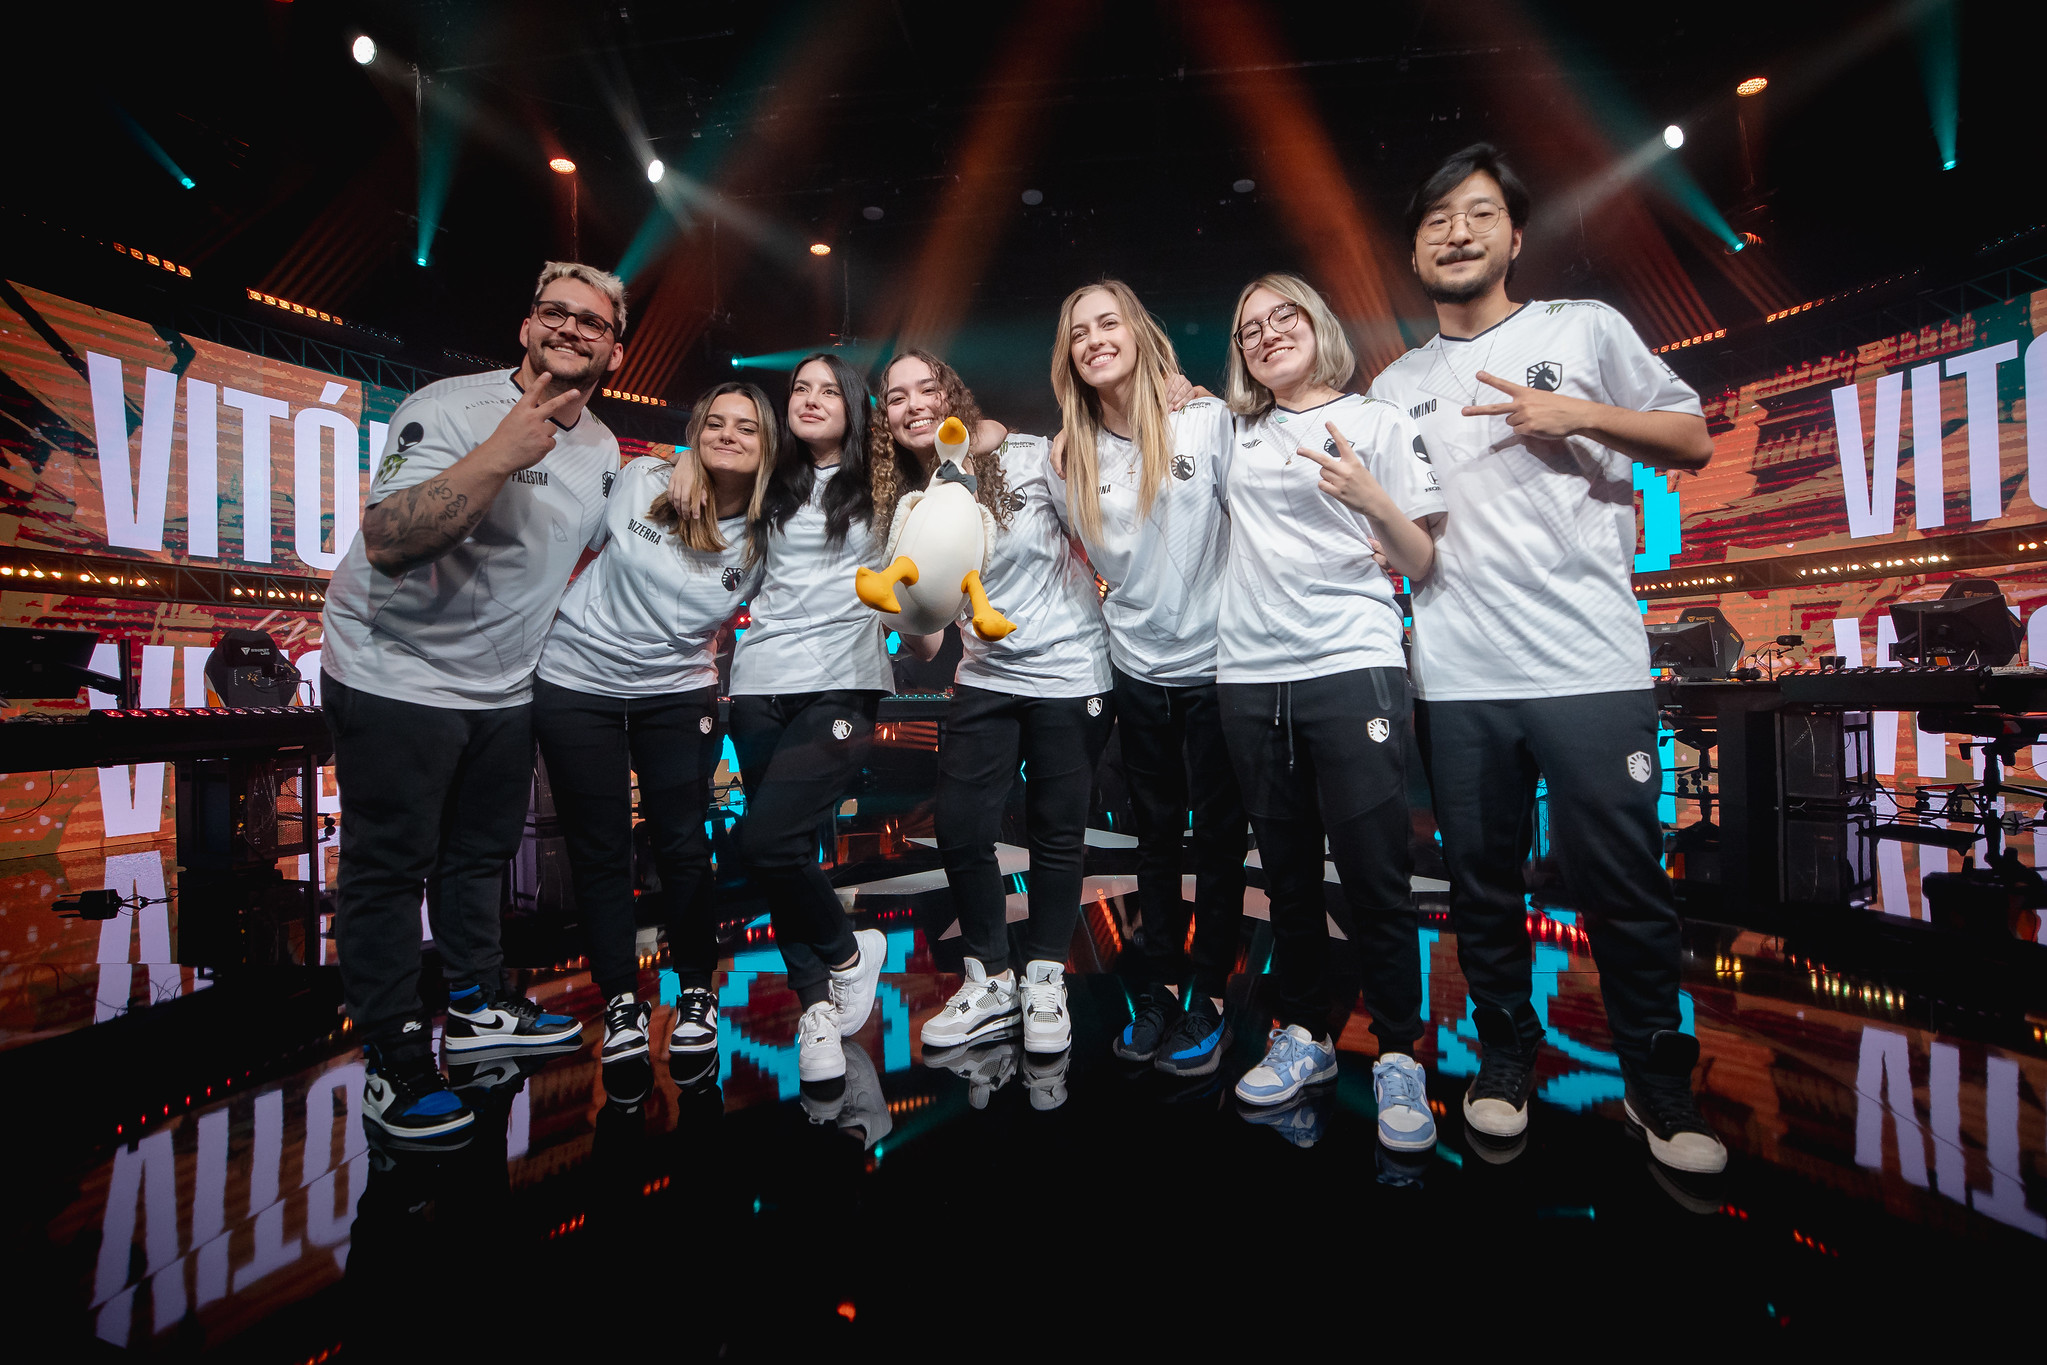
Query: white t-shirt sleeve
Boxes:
[
  {"xmin": 1595, "ymin": 306, "xmax": 1704, "ymax": 416},
  {"xmin": 1362, "ymin": 402, "xmax": 1447, "ymax": 523},
  {"xmin": 366, "ymin": 393, "xmax": 467, "ymax": 501}
]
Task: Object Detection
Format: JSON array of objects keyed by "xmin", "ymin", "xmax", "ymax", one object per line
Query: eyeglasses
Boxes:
[
  {"xmin": 1235, "ymin": 301, "xmax": 1301, "ymax": 351},
  {"xmin": 533, "ymin": 301, "xmax": 617, "ymax": 341},
  {"xmin": 1418, "ymin": 201, "xmax": 1506, "ymax": 245}
]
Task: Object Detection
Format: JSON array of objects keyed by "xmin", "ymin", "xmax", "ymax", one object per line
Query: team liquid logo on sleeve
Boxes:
[
  {"xmin": 699, "ymin": 715, "xmax": 713, "ymax": 734},
  {"xmin": 1627, "ymin": 751, "xmax": 1652, "ymax": 783},
  {"xmin": 1172, "ymin": 453, "xmax": 1195, "ymax": 481},
  {"xmin": 1525, "ymin": 361, "xmax": 1564, "ymax": 392},
  {"xmin": 1367, "ymin": 717, "xmax": 1390, "ymax": 743},
  {"xmin": 832, "ymin": 719, "xmax": 853, "ymax": 740},
  {"xmin": 1086, "ymin": 697, "xmax": 1104, "ymax": 717},
  {"xmin": 601, "ymin": 470, "xmax": 616, "ymax": 498},
  {"xmin": 721, "ymin": 566, "xmax": 742, "ymax": 590},
  {"xmin": 1411, "ymin": 435, "xmax": 1431, "ymax": 463}
]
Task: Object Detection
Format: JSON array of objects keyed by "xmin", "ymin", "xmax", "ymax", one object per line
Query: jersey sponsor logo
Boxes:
[
  {"xmin": 601, "ymin": 470, "xmax": 616, "ymax": 498},
  {"xmin": 511, "ymin": 468, "xmax": 550, "ymax": 485},
  {"xmin": 1241, "ymin": 438, "xmax": 1263, "ymax": 448},
  {"xmin": 832, "ymin": 718, "xmax": 853, "ymax": 740},
  {"xmin": 1408, "ymin": 399, "xmax": 1437, "ymax": 421},
  {"xmin": 1411, "ymin": 435, "xmax": 1432, "ymax": 463},
  {"xmin": 376, "ymin": 450, "xmax": 407, "ymax": 483},
  {"xmin": 1003, "ymin": 490, "xmax": 1026, "ymax": 514},
  {"xmin": 1100, "ymin": 484, "xmax": 1113, "ymax": 494},
  {"xmin": 1626, "ymin": 750, "xmax": 1652, "ymax": 783},
  {"xmin": 1172, "ymin": 453, "xmax": 1195, "ymax": 481},
  {"xmin": 721, "ymin": 566, "xmax": 742, "ymax": 590},
  {"xmin": 627, "ymin": 517, "xmax": 661, "ymax": 544},
  {"xmin": 1525, "ymin": 361, "xmax": 1563, "ymax": 392},
  {"xmin": 1367, "ymin": 717, "xmax": 1390, "ymax": 743},
  {"xmin": 699, "ymin": 715, "xmax": 714, "ymax": 734},
  {"xmin": 1086, "ymin": 697, "xmax": 1103, "ymax": 717}
]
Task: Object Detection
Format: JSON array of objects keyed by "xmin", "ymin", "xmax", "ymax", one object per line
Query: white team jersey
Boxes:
[
  {"xmin": 536, "ymin": 458, "xmax": 759, "ymax": 698},
  {"xmin": 956, "ymin": 433, "xmax": 1112, "ymax": 698},
  {"xmin": 1366, "ymin": 299, "xmax": 1702, "ymax": 701},
  {"xmin": 1216, "ymin": 393, "xmax": 1444, "ymax": 684},
  {"xmin": 730, "ymin": 463, "xmax": 894, "ymax": 695},
  {"xmin": 1047, "ymin": 398, "xmax": 1233, "ymax": 687},
  {"xmin": 321, "ymin": 369, "xmax": 616, "ymax": 709}
]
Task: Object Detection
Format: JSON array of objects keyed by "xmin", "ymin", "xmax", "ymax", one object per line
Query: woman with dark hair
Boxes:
[
  {"xmin": 1046, "ymin": 279, "xmax": 1247, "ymax": 1077},
  {"xmin": 532, "ymin": 381, "xmax": 772, "ymax": 1072},
  {"xmin": 877, "ymin": 349, "xmax": 1114, "ymax": 1068}
]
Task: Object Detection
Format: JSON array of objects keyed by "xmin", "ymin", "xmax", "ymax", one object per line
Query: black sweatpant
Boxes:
[
  {"xmin": 1218, "ymin": 667, "xmax": 1421, "ymax": 1056},
  {"xmin": 730, "ymin": 691, "xmax": 881, "ymax": 1009},
  {"xmin": 1112, "ymin": 668, "xmax": 1249, "ymax": 999},
  {"xmin": 1416, "ymin": 689, "xmax": 1681, "ymax": 1074},
  {"xmin": 935, "ymin": 684, "xmax": 1115, "ymax": 977},
  {"xmin": 324, "ymin": 672, "xmax": 532, "ymax": 1042},
  {"xmin": 531, "ymin": 679, "xmax": 723, "ymax": 998}
]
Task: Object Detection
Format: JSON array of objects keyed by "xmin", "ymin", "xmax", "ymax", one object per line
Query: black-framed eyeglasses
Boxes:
[
  {"xmin": 1235, "ymin": 301, "xmax": 1301, "ymax": 351},
  {"xmin": 1418, "ymin": 201, "xmax": 1506, "ymax": 245},
  {"xmin": 533, "ymin": 301, "xmax": 617, "ymax": 341}
]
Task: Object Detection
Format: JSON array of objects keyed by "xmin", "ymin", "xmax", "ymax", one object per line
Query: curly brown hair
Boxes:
[{"xmin": 869, "ymin": 349, "xmax": 1014, "ymax": 533}]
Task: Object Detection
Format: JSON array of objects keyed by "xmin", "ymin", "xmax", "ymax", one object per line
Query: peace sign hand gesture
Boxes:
[
  {"xmin": 489, "ymin": 371, "xmax": 579, "ymax": 471},
  {"xmin": 1462, "ymin": 370, "xmax": 1590, "ymax": 440},
  {"xmin": 1297, "ymin": 421, "xmax": 1398, "ymax": 521}
]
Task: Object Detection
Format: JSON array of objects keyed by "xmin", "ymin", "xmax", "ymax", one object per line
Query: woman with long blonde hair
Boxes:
[
  {"xmin": 1047, "ymin": 279, "xmax": 1247, "ymax": 1078},
  {"xmin": 531, "ymin": 382, "xmax": 773, "ymax": 1073}
]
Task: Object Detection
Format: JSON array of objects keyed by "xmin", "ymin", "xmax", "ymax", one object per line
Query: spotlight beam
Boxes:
[
  {"xmin": 1917, "ymin": 0, "xmax": 1960, "ymax": 169},
  {"xmin": 110, "ymin": 103, "xmax": 196, "ymax": 190}
]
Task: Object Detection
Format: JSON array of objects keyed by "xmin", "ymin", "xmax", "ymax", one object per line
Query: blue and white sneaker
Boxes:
[
  {"xmin": 1372, "ymin": 1053, "xmax": 1437, "ymax": 1151},
  {"xmin": 1154, "ymin": 995, "xmax": 1231, "ymax": 1078},
  {"xmin": 444, "ymin": 985, "xmax": 584, "ymax": 1054},
  {"xmin": 1233, "ymin": 1025, "xmax": 1338, "ymax": 1106},
  {"xmin": 363, "ymin": 1027, "xmax": 473, "ymax": 1142}
]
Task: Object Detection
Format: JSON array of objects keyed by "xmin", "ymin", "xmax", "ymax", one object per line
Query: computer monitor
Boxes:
[
  {"xmin": 1647, "ymin": 606, "xmax": 1744, "ymax": 679},
  {"xmin": 0, "ymin": 628, "xmax": 125, "ymax": 702},
  {"xmin": 1889, "ymin": 581, "xmax": 2021, "ymax": 666}
]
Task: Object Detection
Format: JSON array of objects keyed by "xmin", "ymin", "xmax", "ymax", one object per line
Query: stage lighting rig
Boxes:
[{"xmin": 1663, "ymin": 125, "xmax": 1684, "ymax": 149}]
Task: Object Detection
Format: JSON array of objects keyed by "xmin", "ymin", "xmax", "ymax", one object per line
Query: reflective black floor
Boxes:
[{"xmin": 8, "ymin": 854, "xmax": 2045, "ymax": 1357}]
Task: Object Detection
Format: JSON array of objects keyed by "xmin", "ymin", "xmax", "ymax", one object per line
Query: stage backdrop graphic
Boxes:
[{"xmin": 0, "ymin": 284, "xmax": 656, "ymax": 856}]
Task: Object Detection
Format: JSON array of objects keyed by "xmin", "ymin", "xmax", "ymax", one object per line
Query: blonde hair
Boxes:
[
  {"xmin": 650, "ymin": 382, "xmax": 776, "ymax": 557},
  {"xmin": 1051, "ymin": 280, "xmax": 1180, "ymax": 543},
  {"xmin": 532, "ymin": 260, "xmax": 628, "ymax": 338},
  {"xmin": 869, "ymin": 349, "xmax": 1013, "ymax": 533},
  {"xmin": 1223, "ymin": 272, "xmax": 1355, "ymax": 418}
]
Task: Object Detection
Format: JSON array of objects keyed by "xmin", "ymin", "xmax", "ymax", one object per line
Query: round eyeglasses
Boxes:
[
  {"xmin": 1235, "ymin": 301, "xmax": 1301, "ymax": 351},
  {"xmin": 1417, "ymin": 201, "xmax": 1506, "ymax": 245},
  {"xmin": 533, "ymin": 301, "xmax": 616, "ymax": 342}
]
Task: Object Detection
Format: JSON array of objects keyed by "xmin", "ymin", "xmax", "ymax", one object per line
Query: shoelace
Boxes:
[
  {"xmin": 1261, "ymin": 1029, "xmax": 1307, "ymax": 1075},
  {"xmin": 1130, "ymin": 1000, "xmax": 1170, "ymax": 1039},
  {"xmin": 604, "ymin": 999, "xmax": 644, "ymax": 1036},
  {"xmin": 674, "ymin": 989, "xmax": 714, "ymax": 1031},
  {"xmin": 1024, "ymin": 977, "xmax": 1063, "ymax": 1021},
  {"xmin": 943, "ymin": 980, "xmax": 990, "ymax": 1016},
  {"xmin": 1473, "ymin": 1047, "xmax": 1534, "ymax": 1102},
  {"xmin": 1376, "ymin": 1062, "xmax": 1425, "ymax": 1108},
  {"xmin": 1636, "ymin": 1075, "xmax": 1711, "ymax": 1133},
  {"xmin": 497, "ymin": 995, "xmax": 545, "ymax": 1025}
]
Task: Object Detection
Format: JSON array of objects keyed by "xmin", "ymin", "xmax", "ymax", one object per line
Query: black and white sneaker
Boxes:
[
  {"xmin": 364, "ymin": 1026, "xmax": 473, "ymax": 1142},
  {"xmin": 602, "ymin": 993, "xmax": 651, "ymax": 1063},
  {"xmin": 444, "ymin": 985, "xmax": 584, "ymax": 1054},
  {"xmin": 1112, "ymin": 989, "xmax": 1182, "ymax": 1063},
  {"xmin": 669, "ymin": 986, "xmax": 718, "ymax": 1055},
  {"xmin": 1462, "ymin": 1006, "xmax": 1539, "ymax": 1138},
  {"xmin": 1623, "ymin": 1030, "xmax": 1729, "ymax": 1174}
]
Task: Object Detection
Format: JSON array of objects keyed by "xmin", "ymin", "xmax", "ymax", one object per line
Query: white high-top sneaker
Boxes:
[
  {"xmin": 798, "ymin": 999, "xmax": 846, "ymax": 1082},
  {"xmin": 1021, "ymin": 960, "xmax": 1071, "ymax": 1054},
  {"xmin": 827, "ymin": 928, "xmax": 888, "ymax": 1035},
  {"xmin": 919, "ymin": 958, "xmax": 1020, "ymax": 1048}
]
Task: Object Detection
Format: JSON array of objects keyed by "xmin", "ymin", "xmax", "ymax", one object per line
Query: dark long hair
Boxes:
[{"xmin": 756, "ymin": 352, "xmax": 875, "ymax": 550}]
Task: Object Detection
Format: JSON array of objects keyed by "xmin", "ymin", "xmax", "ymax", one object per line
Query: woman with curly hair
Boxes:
[{"xmin": 879, "ymin": 349, "xmax": 1113, "ymax": 1063}]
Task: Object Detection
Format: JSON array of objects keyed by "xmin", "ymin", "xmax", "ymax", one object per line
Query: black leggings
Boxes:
[
  {"xmin": 531, "ymin": 679, "xmax": 723, "ymax": 998},
  {"xmin": 730, "ymin": 691, "xmax": 881, "ymax": 1009},
  {"xmin": 935, "ymin": 684, "xmax": 1115, "ymax": 977},
  {"xmin": 1218, "ymin": 668, "xmax": 1420, "ymax": 1056},
  {"xmin": 1112, "ymin": 668, "xmax": 1249, "ymax": 999}
]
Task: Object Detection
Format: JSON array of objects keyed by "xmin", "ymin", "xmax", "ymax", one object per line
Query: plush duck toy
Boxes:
[{"xmin": 855, "ymin": 416, "xmax": 1017, "ymax": 641}]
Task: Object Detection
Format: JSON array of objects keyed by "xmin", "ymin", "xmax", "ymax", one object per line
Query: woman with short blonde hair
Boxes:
[{"xmin": 1221, "ymin": 272, "xmax": 1357, "ymax": 418}]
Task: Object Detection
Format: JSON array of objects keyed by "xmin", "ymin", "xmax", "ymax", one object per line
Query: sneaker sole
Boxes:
[
  {"xmin": 800, "ymin": 1060, "xmax": 847, "ymax": 1082},
  {"xmin": 444, "ymin": 1028, "xmax": 584, "ymax": 1052},
  {"xmin": 669, "ymin": 1034, "xmax": 718, "ymax": 1054},
  {"xmin": 1623, "ymin": 1096, "xmax": 1730, "ymax": 1174},
  {"xmin": 1462, "ymin": 1088, "xmax": 1531, "ymax": 1138},
  {"xmin": 365, "ymin": 1106, "xmax": 475, "ymax": 1139},
  {"xmin": 1377, "ymin": 1122, "xmax": 1438, "ymax": 1152},
  {"xmin": 919, "ymin": 1009, "xmax": 1020, "ymax": 1050},
  {"xmin": 602, "ymin": 1038, "xmax": 651, "ymax": 1063},
  {"xmin": 1111, "ymin": 1038, "xmax": 1161, "ymax": 1062},
  {"xmin": 1155, "ymin": 1026, "xmax": 1231, "ymax": 1077},
  {"xmin": 443, "ymin": 1036, "xmax": 584, "ymax": 1063},
  {"xmin": 1023, "ymin": 1026, "xmax": 1071, "ymax": 1055},
  {"xmin": 1235, "ymin": 1061, "xmax": 1338, "ymax": 1107}
]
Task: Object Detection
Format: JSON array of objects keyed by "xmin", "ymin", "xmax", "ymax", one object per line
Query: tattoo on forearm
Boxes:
[{"xmin": 364, "ymin": 476, "xmax": 488, "ymax": 572}]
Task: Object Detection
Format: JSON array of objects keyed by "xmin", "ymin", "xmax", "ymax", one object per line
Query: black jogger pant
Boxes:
[
  {"xmin": 935, "ymin": 684, "xmax": 1115, "ymax": 977},
  {"xmin": 1416, "ymin": 689, "xmax": 1681, "ymax": 1075},
  {"xmin": 730, "ymin": 691, "xmax": 881, "ymax": 1009},
  {"xmin": 531, "ymin": 679, "xmax": 723, "ymax": 998},
  {"xmin": 1218, "ymin": 667, "xmax": 1421, "ymax": 1056},
  {"xmin": 325, "ymin": 672, "xmax": 532, "ymax": 1043},
  {"xmin": 1112, "ymin": 667, "xmax": 1249, "ymax": 1000}
]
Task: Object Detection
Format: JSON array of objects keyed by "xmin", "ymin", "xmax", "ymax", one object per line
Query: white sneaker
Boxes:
[
  {"xmin": 600, "ymin": 993, "xmax": 651, "ymax": 1063},
  {"xmin": 798, "ymin": 1000, "xmax": 845, "ymax": 1081},
  {"xmin": 1022, "ymin": 1048, "xmax": 1071, "ymax": 1111},
  {"xmin": 1020, "ymin": 960, "xmax": 1070, "ymax": 1054},
  {"xmin": 923, "ymin": 1038, "xmax": 1019, "ymax": 1108},
  {"xmin": 919, "ymin": 958, "xmax": 1020, "ymax": 1048},
  {"xmin": 668, "ymin": 986, "xmax": 718, "ymax": 1055},
  {"xmin": 828, "ymin": 928, "xmax": 888, "ymax": 1035}
]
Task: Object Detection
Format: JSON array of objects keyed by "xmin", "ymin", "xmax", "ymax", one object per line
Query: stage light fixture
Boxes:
[
  {"xmin": 809, "ymin": 243, "xmax": 832, "ymax": 256},
  {"xmin": 729, "ymin": 356, "xmax": 740, "ymax": 369},
  {"xmin": 1663, "ymin": 125, "xmax": 1684, "ymax": 150},
  {"xmin": 1943, "ymin": 158, "xmax": 1956, "ymax": 171},
  {"xmin": 549, "ymin": 157, "xmax": 577, "ymax": 175},
  {"xmin": 1232, "ymin": 178, "xmax": 1256, "ymax": 193},
  {"xmin": 1736, "ymin": 76, "xmax": 1768, "ymax": 97},
  {"xmin": 1020, "ymin": 189, "xmax": 1044, "ymax": 206},
  {"xmin": 863, "ymin": 206, "xmax": 884, "ymax": 221},
  {"xmin": 646, "ymin": 158, "xmax": 664, "ymax": 184},
  {"xmin": 351, "ymin": 35, "xmax": 376, "ymax": 65}
]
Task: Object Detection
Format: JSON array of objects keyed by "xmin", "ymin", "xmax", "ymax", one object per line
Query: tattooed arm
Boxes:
[{"xmin": 363, "ymin": 373, "xmax": 577, "ymax": 575}]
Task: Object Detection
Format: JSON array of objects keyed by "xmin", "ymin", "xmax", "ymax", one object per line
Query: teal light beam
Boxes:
[
  {"xmin": 111, "ymin": 104, "xmax": 195, "ymax": 190},
  {"xmin": 414, "ymin": 74, "xmax": 465, "ymax": 267},
  {"xmin": 1917, "ymin": 0, "xmax": 1960, "ymax": 170}
]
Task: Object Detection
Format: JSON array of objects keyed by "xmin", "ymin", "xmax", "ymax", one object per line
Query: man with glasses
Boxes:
[
  {"xmin": 1365, "ymin": 145, "xmax": 1726, "ymax": 1174},
  {"xmin": 321, "ymin": 262, "xmax": 626, "ymax": 1140}
]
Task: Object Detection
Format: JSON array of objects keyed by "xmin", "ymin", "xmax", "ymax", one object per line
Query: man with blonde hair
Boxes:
[{"xmin": 321, "ymin": 262, "xmax": 626, "ymax": 1140}]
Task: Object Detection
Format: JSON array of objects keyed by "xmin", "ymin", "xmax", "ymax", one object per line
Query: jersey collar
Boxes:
[
  {"xmin": 507, "ymin": 369, "xmax": 585, "ymax": 431},
  {"xmin": 1434, "ymin": 301, "xmax": 1529, "ymax": 346}
]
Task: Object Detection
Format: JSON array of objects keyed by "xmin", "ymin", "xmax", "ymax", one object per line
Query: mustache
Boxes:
[{"xmin": 1435, "ymin": 248, "xmax": 1486, "ymax": 264}]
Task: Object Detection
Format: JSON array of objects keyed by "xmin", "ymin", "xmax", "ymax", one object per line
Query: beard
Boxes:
[
  {"xmin": 527, "ymin": 335, "xmax": 605, "ymax": 387},
  {"xmin": 1421, "ymin": 249, "xmax": 1511, "ymax": 305}
]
